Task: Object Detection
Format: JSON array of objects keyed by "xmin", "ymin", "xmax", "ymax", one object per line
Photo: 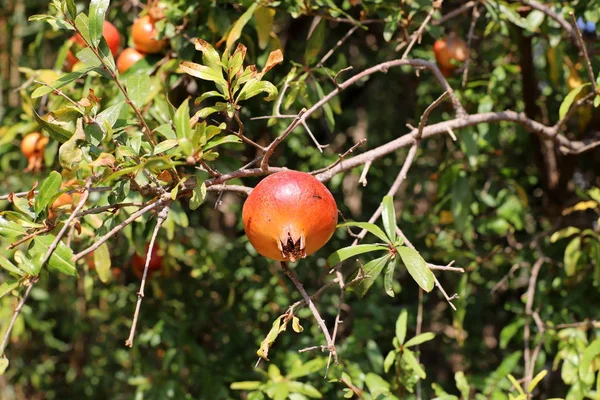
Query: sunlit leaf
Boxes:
[{"xmin": 397, "ymin": 246, "xmax": 434, "ymax": 292}]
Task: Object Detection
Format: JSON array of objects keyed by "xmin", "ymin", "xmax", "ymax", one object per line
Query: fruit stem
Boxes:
[{"xmin": 279, "ymin": 261, "xmax": 338, "ymax": 368}]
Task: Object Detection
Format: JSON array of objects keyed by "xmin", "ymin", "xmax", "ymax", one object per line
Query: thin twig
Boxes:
[
  {"xmin": 125, "ymin": 205, "xmax": 169, "ymax": 347},
  {"xmin": 417, "ymin": 91, "xmax": 450, "ymax": 140},
  {"xmin": 569, "ymin": 12, "xmax": 598, "ymax": 94},
  {"xmin": 461, "ymin": 5, "xmax": 480, "ymax": 88},
  {"xmin": 523, "ymin": 256, "xmax": 545, "ymax": 390},
  {"xmin": 433, "ymin": 1, "xmax": 476, "ymax": 26},
  {"xmin": 260, "ymin": 109, "xmax": 306, "ymax": 171},
  {"xmin": 401, "ymin": 3, "xmax": 438, "ymax": 58},
  {"xmin": 320, "ymin": 25, "xmax": 360, "ymax": 66},
  {"xmin": 311, "ymin": 139, "xmax": 367, "ymax": 175},
  {"xmin": 0, "ymin": 278, "xmax": 35, "ymax": 357},
  {"xmin": 280, "ymin": 262, "xmax": 338, "ymax": 366}
]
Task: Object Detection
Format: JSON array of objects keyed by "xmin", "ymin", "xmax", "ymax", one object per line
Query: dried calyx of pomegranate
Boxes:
[{"xmin": 242, "ymin": 170, "xmax": 338, "ymax": 262}]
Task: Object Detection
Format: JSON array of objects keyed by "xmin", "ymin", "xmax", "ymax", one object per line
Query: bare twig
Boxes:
[
  {"xmin": 416, "ymin": 91, "xmax": 450, "ymax": 140},
  {"xmin": 260, "ymin": 109, "xmax": 306, "ymax": 170},
  {"xmin": 433, "ymin": 1, "xmax": 477, "ymax": 26},
  {"xmin": 462, "ymin": 5, "xmax": 480, "ymax": 87},
  {"xmin": 521, "ymin": 0, "xmax": 577, "ymax": 44},
  {"xmin": 125, "ymin": 205, "xmax": 169, "ymax": 347},
  {"xmin": 401, "ymin": 3, "xmax": 438, "ymax": 58},
  {"xmin": 319, "ymin": 25, "xmax": 360, "ymax": 66},
  {"xmin": 358, "ymin": 160, "xmax": 372, "ymax": 187},
  {"xmin": 0, "ymin": 278, "xmax": 35, "ymax": 357},
  {"xmin": 523, "ymin": 256, "xmax": 545, "ymax": 390},
  {"xmin": 280, "ymin": 262, "xmax": 338, "ymax": 366},
  {"xmin": 569, "ymin": 12, "xmax": 598, "ymax": 94},
  {"xmin": 311, "ymin": 139, "xmax": 367, "ymax": 175}
]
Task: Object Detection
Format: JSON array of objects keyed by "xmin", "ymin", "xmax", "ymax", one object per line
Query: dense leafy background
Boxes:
[{"xmin": 0, "ymin": 0, "xmax": 599, "ymax": 399}]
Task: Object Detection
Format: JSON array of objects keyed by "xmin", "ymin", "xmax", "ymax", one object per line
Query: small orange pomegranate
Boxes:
[
  {"xmin": 242, "ymin": 170, "xmax": 338, "ymax": 262},
  {"xmin": 20, "ymin": 132, "xmax": 48, "ymax": 172},
  {"xmin": 132, "ymin": 15, "xmax": 167, "ymax": 54},
  {"xmin": 132, "ymin": 245, "xmax": 163, "ymax": 279},
  {"xmin": 433, "ymin": 36, "xmax": 468, "ymax": 77},
  {"xmin": 116, "ymin": 47, "xmax": 145, "ymax": 73}
]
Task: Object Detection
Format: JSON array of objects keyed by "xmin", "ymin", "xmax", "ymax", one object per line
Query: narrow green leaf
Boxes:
[
  {"xmin": 580, "ymin": 338, "xmax": 600, "ymax": 384},
  {"xmin": 153, "ymin": 140, "xmax": 179, "ymax": 155},
  {"xmin": 304, "ymin": 18, "xmax": 326, "ymax": 65},
  {"xmin": 383, "ymin": 350, "xmax": 396, "ymax": 373},
  {"xmin": 313, "ymin": 80, "xmax": 334, "ymax": 131},
  {"xmin": 174, "ymin": 98, "xmax": 191, "ymax": 141},
  {"xmin": 0, "ymin": 358, "xmax": 8, "ymax": 375},
  {"xmin": 0, "ymin": 280, "xmax": 20, "ymax": 299},
  {"xmin": 528, "ymin": 369, "xmax": 547, "ymax": 393},
  {"xmin": 383, "ymin": 257, "xmax": 397, "ymax": 297},
  {"xmin": 564, "ymin": 236, "xmax": 581, "ymax": 277},
  {"xmin": 0, "ymin": 255, "xmax": 25, "ymax": 277},
  {"xmin": 398, "ymin": 246, "xmax": 435, "ymax": 292},
  {"xmin": 0, "ymin": 217, "xmax": 27, "ymax": 238},
  {"xmin": 382, "ymin": 195, "xmax": 397, "ymax": 243},
  {"xmin": 230, "ymin": 381, "xmax": 262, "ymax": 390},
  {"xmin": 193, "ymin": 39, "xmax": 221, "ymax": 72},
  {"xmin": 224, "ymin": 3, "xmax": 259, "ymax": 51},
  {"xmin": 180, "ymin": 61, "xmax": 228, "ymax": 88},
  {"xmin": 403, "ymin": 349, "xmax": 426, "ymax": 379},
  {"xmin": 74, "ymin": 13, "xmax": 91, "ymax": 45},
  {"xmin": 352, "ymin": 255, "xmax": 391, "ymax": 298},
  {"xmin": 33, "ymin": 109, "xmax": 73, "ymax": 143},
  {"xmin": 559, "ymin": 83, "xmax": 590, "ymax": 120},
  {"xmin": 237, "ymin": 79, "xmax": 278, "ymax": 102},
  {"xmin": 336, "ymin": 221, "xmax": 389, "ymax": 243},
  {"xmin": 93, "ymin": 243, "xmax": 111, "ymax": 283},
  {"xmin": 31, "ymin": 69, "xmax": 93, "ymax": 99},
  {"xmin": 405, "ymin": 332, "xmax": 436, "ymax": 348},
  {"xmin": 507, "ymin": 374, "xmax": 525, "ymax": 395},
  {"xmin": 89, "ymin": 0, "xmax": 110, "ymax": 47},
  {"xmin": 190, "ymin": 182, "xmax": 207, "ymax": 211},
  {"xmin": 254, "ymin": 6, "xmax": 275, "ymax": 50},
  {"xmin": 124, "ymin": 74, "xmax": 147, "ymax": 110},
  {"xmin": 455, "ymin": 371, "xmax": 471, "ymax": 400},
  {"xmin": 326, "ymin": 244, "xmax": 388, "ymax": 267},
  {"xmin": 32, "ymin": 235, "xmax": 77, "ymax": 276},
  {"xmin": 396, "ymin": 309, "xmax": 407, "ymax": 344},
  {"xmin": 204, "ymin": 135, "xmax": 242, "ymax": 151},
  {"xmin": 34, "ymin": 171, "xmax": 62, "ymax": 215},
  {"xmin": 291, "ymin": 316, "xmax": 303, "ymax": 333}
]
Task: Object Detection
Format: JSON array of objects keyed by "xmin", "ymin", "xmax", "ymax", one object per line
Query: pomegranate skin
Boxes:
[
  {"xmin": 433, "ymin": 37, "xmax": 467, "ymax": 74},
  {"xmin": 132, "ymin": 245, "xmax": 163, "ymax": 279},
  {"xmin": 242, "ymin": 170, "xmax": 338, "ymax": 262},
  {"xmin": 132, "ymin": 16, "xmax": 167, "ymax": 54}
]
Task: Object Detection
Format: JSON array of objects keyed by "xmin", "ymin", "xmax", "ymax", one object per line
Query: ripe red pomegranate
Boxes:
[
  {"xmin": 116, "ymin": 47, "xmax": 145, "ymax": 73},
  {"xmin": 132, "ymin": 245, "xmax": 163, "ymax": 279},
  {"xmin": 433, "ymin": 36, "xmax": 468, "ymax": 77},
  {"xmin": 242, "ymin": 170, "xmax": 338, "ymax": 262},
  {"xmin": 66, "ymin": 20, "xmax": 120, "ymax": 70},
  {"xmin": 20, "ymin": 132, "xmax": 48, "ymax": 172},
  {"xmin": 132, "ymin": 15, "xmax": 167, "ymax": 54}
]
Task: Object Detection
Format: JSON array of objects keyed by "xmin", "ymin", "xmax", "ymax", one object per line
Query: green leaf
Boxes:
[
  {"xmin": 0, "ymin": 255, "xmax": 25, "ymax": 277},
  {"xmin": 93, "ymin": 243, "xmax": 111, "ymax": 283},
  {"xmin": 580, "ymin": 338, "xmax": 600, "ymax": 384},
  {"xmin": 550, "ymin": 227, "xmax": 581, "ymax": 243},
  {"xmin": 559, "ymin": 83, "xmax": 590, "ymax": 120},
  {"xmin": 0, "ymin": 358, "xmax": 8, "ymax": 375},
  {"xmin": 31, "ymin": 69, "xmax": 93, "ymax": 99},
  {"xmin": 0, "ymin": 280, "xmax": 20, "ymax": 299},
  {"xmin": 287, "ymin": 358, "xmax": 326, "ymax": 379},
  {"xmin": 224, "ymin": 2, "xmax": 259, "ymax": 51},
  {"xmin": 352, "ymin": 255, "xmax": 391, "ymax": 298},
  {"xmin": 74, "ymin": 13, "xmax": 91, "ymax": 45},
  {"xmin": 507, "ymin": 374, "xmax": 525, "ymax": 395},
  {"xmin": 174, "ymin": 98, "xmax": 191, "ymax": 141},
  {"xmin": 313, "ymin": 80, "xmax": 334, "ymax": 131},
  {"xmin": 364, "ymin": 373, "xmax": 390, "ymax": 397},
  {"xmin": 564, "ymin": 236, "xmax": 581, "ymax": 277},
  {"xmin": 291, "ymin": 316, "xmax": 303, "ymax": 333},
  {"xmin": 193, "ymin": 39, "xmax": 221, "ymax": 72},
  {"xmin": 32, "ymin": 235, "xmax": 77, "ymax": 276},
  {"xmin": 33, "ymin": 109, "xmax": 73, "ymax": 143},
  {"xmin": 89, "ymin": 0, "xmax": 109, "ymax": 47},
  {"xmin": 96, "ymin": 102, "xmax": 124, "ymax": 132},
  {"xmin": 451, "ymin": 171, "xmax": 471, "ymax": 232},
  {"xmin": 14, "ymin": 251, "xmax": 38, "ymax": 276},
  {"xmin": 326, "ymin": 244, "xmax": 388, "ymax": 267},
  {"xmin": 383, "ymin": 257, "xmax": 396, "ymax": 297},
  {"xmin": 254, "ymin": 6, "xmax": 275, "ymax": 50},
  {"xmin": 125, "ymin": 74, "xmax": 147, "ymax": 110},
  {"xmin": 237, "ymin": 80, "xmax": 278, "ymax": 102},
  {"xmin": 402, "ymin": 349, "xmax": 426, "ymax": 379},
  {"xmin": 396, "ymin": 309, "xmax": 407, "ymax": 344},
  {"xmin": 195, "ymin": 90, "xmax": 227, "ymax": 105},
  {"xmin": 230, "ymin": 381, "xmax": 262, "ymax": 390},
  {"xmin": 405, "ymin": 332, "xmax": 436, "ymax": 348},
  {"xmin": 153, "ymin": 140, "xmax": 178, "ymax": 155},
  {"xmin": 383, "ymin": 350, "xmax": 396, "ymax": 373},
  {"xmin": 287, "ymin": 382, "xmax": 321, "ymax": 398},
  {"xmin": 180, "ymin": 61, "xmax": 228, "ymax": 88},
  {"xmin": 528, "ymin": 369, "xmax": 547, "ymax": 393},
  {"xmin": 397, "ymin": 246, "xmax": 435, "ymax": 292},
  {"xmin": 34, "ymin": 171, "xmax": 62, "ymax": 215},
  {"xmin": 382, "ymin": 195, "xmax": 397, "ymax": 243},
  {"xmin": 65, "ymin": 0, "xmax": 77, "ymax": 19},
  {"xmin": 336, "ymin": 222, "xmax": 390, "ymax": 243},
  {"xmin": 500, "ymin": 319, "xmax": 524, "ymax": 349},
  {"xmin": 0, "ymin": 217, "xmax": 27, "ymax": 238},
  {"xmin": 304, "ymin": 18, "xmax": 326, "ymax": 65},
  {"xmin": 190, "ymin": 182, "xmax": 207, "ymax": 211},
  {"xmin": 455, "ymin": 371, "xmax": 470, "ymax": 400},
  {"xmin": 204, "ymin": 135, "xmax": 242, "ymax": 151}
]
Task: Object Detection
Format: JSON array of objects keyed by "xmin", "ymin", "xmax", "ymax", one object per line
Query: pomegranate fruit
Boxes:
[
  {"xmin": 20, "ymin": 132, "xmax": 48, "ymax": 172},
  {"xmin": 242, "ymin": 170, "xmax": 338, "ymax": 262},
  {"xmin": 132, "ymin": 245, "xmax": 163, "ymax": 279},
  {"xmin": 433, "ymin": 36, "xmax": 468, "ymax": 77},
  {"xmin": 66, "ymin": 20, "xmax": 121, "ymax": 70},
  {"xmin": 116, "ymin": 47, "xmax": 145, "ymax": 73},
  {"xmin": 132, "ymin": 15, "xmax": 167, "ymax": 54}
]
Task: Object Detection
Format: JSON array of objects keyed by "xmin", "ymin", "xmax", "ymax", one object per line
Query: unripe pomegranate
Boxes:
[
  {"xmin": 116, "ymin": 47, "xmax": 145, "ymax": 73},
  {"xmin": 20, "ymin": 132, "xmax": 48, "ymax": 172},
  {"xmin": 433, "ymin": 36, "xmax": 468, "ymax": 77},
  {"xmin": 132, "ymin": 15, "xmax": 167, "ymax": 54},
  {"xmin": 66, "ymin": 21, "xmax": 121, "ymax": 70},
  {"xmin": 242, "ymin": 170, "xmax": 338, "ymax": 262},
  {"xmin": 132, "ymin": 245, "xmax": 163, "ymax": 279}
]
